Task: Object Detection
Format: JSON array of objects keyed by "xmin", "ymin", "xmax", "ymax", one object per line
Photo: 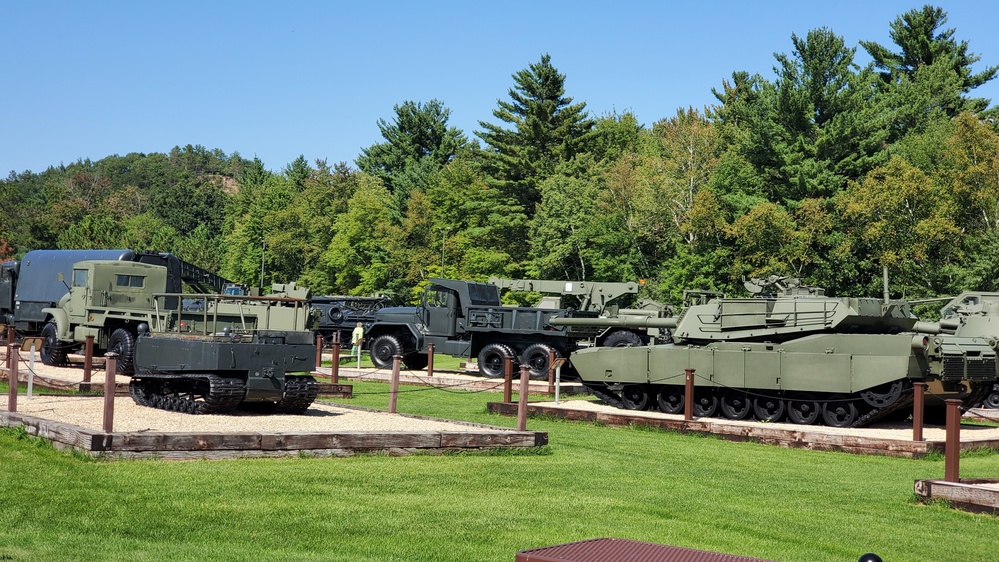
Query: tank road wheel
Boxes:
[
  {"xmin": 369, "ymin": 334, "xmax": 403, "ymax": 369},
  {"xmin": 520, "ymin": 343, "xmax": 560, "ymax": 379},
  {"xmin": 40, "ymin": 322, "xmax": 68, "ymax": 366},
  {"xmin": 656, "ymin": 385, "xmax": 684, "ymax": 414},
  {"xmin": 694, "ymin": 389, "xmax": 719, "ymax": 417},
  {"xmin": 860, "ymin": 380, "xmax": 906, "ymax": 409},
  {"xmin": 753, "ymin": 395, "xmax": 785, "ymax": 422},
  {"xmin": 621, "ymin": 384, "xmax": 650, "ymax": 410},
  {"xmin": 602, "ymin": 330, "xmax": 642, "ymax": 348},
  {"xmin": 787, "ymin": 393, "xmax": 821, "ymax": 425},
  {"xmin": 403, "ymin": 353, "xmax": 429, "ymax": 370},
  {"xmin": 478, "ymin": 343, "xmax": 514, "ymax": 378},
  {"xmin": 107, "ymin": 328, "xmax": 136, "ymax": 374},
  {"xmin": 822, "ymin": 396, "xmax": 859, "ymax": 427},
  {"xmin": 719, "ymin": 390, "xmax": 752, "ymax": 420}
]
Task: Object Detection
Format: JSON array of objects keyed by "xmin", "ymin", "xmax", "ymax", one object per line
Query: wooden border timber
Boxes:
[
  {"xmin": 0, "ymin": 407, "xmax": 547, "ymax": 461},
  {"xmin": 317, "ymin": 366, "xmax": 589, "ymax": 396},
  {"xmin": 915, "ymin": 479, "xmax": 999, "ymax": 515},
  {"xmin": 487, "ymin": 401, "xmax": 999, "ymax": 458}
]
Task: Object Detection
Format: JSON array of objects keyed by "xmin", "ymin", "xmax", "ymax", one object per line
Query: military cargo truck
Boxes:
[
  {"xmin": 1, "ymin": 249, "xmax": 231, "ymax": 336},
  {"xmin": 311, "ymin": 294, "xmax": 392, "ymax": 346},
  {"xmin": 363, "ymin": 278, "xmax": 601, "ymax": 378},
  {"xmin": 41, "ymin": 259, "xmax": 318, "ymax": 414}
]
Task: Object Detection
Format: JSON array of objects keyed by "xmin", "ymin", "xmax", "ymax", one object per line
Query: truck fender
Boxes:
[
  {"xmin": 366, "ymin": 323, "xmax": 421, "ymax": 351},
  {"xmin": 40, "ymin": 307, "xmax": 70, "ymax": 339}
]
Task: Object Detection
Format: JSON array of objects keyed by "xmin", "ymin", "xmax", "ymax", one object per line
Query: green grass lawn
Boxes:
[{"xmin": 2, "ymin": 379, "xmax": 999, "ymax": 561}]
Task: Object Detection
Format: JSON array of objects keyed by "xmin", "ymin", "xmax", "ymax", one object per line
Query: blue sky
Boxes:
[{"xmin": 3, "ymin": 1, "xmax": 997, "ymax": 175}]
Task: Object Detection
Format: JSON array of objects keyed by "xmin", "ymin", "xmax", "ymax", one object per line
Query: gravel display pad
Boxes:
[{"xmin": 5, "ymin": 395, "xmax": 484, "ymax": 433}]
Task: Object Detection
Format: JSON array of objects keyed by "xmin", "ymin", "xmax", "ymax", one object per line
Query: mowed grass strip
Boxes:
[{"xmin": 1, "ymin": 379, "xmax": 998, "ymax": 561}]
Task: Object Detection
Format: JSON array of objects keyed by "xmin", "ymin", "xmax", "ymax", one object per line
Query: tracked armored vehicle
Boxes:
[
  {"xmin": 937, "ymin": 292, "xmax": 999, "ymax": 409},
  {"xmin": 552, "ymin": 276, "xmax": 996, "ymax": 427},
  {"xmin": 41, "ymin": 259, "xmax": 318, "ymax": 415}
]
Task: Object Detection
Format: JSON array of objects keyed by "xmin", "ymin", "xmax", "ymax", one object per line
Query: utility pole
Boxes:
[{"xmin": 261, "ymin": 238, "xmax": 266, "ymax": 288}]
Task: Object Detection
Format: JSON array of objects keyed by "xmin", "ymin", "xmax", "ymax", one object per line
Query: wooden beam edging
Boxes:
[
  {"xmin": 2, "ymin": 404, "xmax": 547, "ymax": 459},
  {"xmin": 915, "ymin": 479, "xmax": 999, "ymax": 516},
  {"xmin": 486, "ymin": 402, "xmax": 990, "ymax": 458}
]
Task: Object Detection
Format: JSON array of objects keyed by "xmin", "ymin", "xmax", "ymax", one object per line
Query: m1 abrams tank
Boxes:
[{"xmin": 551, "ymin": 276, "xmax": 996, "ymax": 427}]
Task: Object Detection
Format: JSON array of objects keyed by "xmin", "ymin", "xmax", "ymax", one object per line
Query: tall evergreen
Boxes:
[
  {"xmin": 861, "ymin": 4, "xmax": 998, "ymax": 129},
  {"xmin": 477, "ymin": 54, "xmax": 596, "ymax": 215}
]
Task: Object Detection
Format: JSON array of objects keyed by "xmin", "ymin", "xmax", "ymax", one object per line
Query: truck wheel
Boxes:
[
  {"xmin": 108, "ymin": 328, "xmax": 136, "ymax": 374},
  {"xmin": 40, "ymin": 323, "xmax": 68, "ymax": 366},
  {"xmin": 370, "ymin": 334, "xmax": 403, "ymax": 369},
  {"xmin": 478, "ymin": 343, "xmax": 514, "ymax": 378},
  {"xmin": 602, "ymin": 330, "xmax": 642, "ymax": 347},
  {"xmin": 984, "ymin": 385, "xmax": 999, "ymax": 409},
  {"xmin": 520, "ymin": 343, "xmax": 560, "ymax": 379}
]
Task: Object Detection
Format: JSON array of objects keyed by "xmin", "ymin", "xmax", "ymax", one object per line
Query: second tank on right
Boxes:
[{"xmin": 552, "ymin": 276, "xmax": 997, "ymax": 427}]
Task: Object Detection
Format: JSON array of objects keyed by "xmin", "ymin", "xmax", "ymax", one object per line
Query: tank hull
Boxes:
[{"xmin": 570, "ymin": 333, "xmax": 993, "ymax": 427}]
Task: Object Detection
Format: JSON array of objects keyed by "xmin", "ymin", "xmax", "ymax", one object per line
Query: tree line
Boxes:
[{"xmin": 2, "ymin": 5, "xmax": 998, "ymax": 307}]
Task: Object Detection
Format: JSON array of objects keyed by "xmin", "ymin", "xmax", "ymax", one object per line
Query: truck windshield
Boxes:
[{"xmin": 72, "ymin": 269, "xmax": 88, "ymax": 287}]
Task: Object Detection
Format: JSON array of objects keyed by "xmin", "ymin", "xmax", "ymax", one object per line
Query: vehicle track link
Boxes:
[
  {"xmin": 272, "ymin": 375, "xmax": 319, "ymax": 414},
  {"xmin": 129, "ymin": 374, "xmax": 246, "ymax": 415}
]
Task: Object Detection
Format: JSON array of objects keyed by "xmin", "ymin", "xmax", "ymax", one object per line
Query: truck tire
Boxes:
[
  {"xmin": 108, "ymin": 328, "xmax": 136, "ymax": 374},
  {"xmin": 602, "ymin": 330, "xmax": 642, "ymax": 347},
  {"xmin": 370, "ymin": 334, "xmax": 403, "ymax": 369},
  {"xmin": 520, "ymin": 343, "xmax": 560, "ymax": 379},
  {"xmin": 40, "ymin": 322, "xmax": 68, "ymax": 366},
  {"xmin": 478, "ymin": 343, "xmax": 514, "ymax": 378}
]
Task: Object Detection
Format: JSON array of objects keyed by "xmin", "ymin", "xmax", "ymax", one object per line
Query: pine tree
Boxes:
[{"xmin": 477, "ymin": 54, "xmax": 596, "ymax": 215}]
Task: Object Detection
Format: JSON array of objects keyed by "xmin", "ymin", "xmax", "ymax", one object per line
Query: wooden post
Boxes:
[
  {"xmin": 7, "ymin": 343, "xmax": 19, "ymax": 412},
  {"xmin": 684, "ymin": 368, "xmax": 695, "ymax": 421},
  {"xmin": 331, "ymin": 338, "xmax": 340, "ymax": 384},
  {"xmin": 503, "ymin": 356, "xmax": 513, "ymax": 404},
  {"xmin": 103, "ymin": 354, "xmax": 117, "ymax": 433},
  {"xmin": 389, "ymin": 354, "xmax": 401, "ymax": 413},
  {"xmin": 547, "ymin": 349, "xmax": 555, "ymax": 395},
  {"xmin": 315, "ymin": 334, "xmax": 323, "ymax": 370},
  {"xmin": 517, "ymin": 364, "xmax": 530, "ymax": 431},
  {"xmin": 944, "ymin": 398, "xmax": 961, "ymax": 483},
  {"xmin": 427, "ymin": 342, "xmax": 435, "ymax": 377},
  {"xmin": 83, "ymin": 335, "xmax": 95, "ymax": 385},
  {"xmin": 4, "ymin": 326, "xmax": 12, "ymax": 370},
  {"xmin": 912, "ymin": 382, "xmax": 926, "ymax": 442}
]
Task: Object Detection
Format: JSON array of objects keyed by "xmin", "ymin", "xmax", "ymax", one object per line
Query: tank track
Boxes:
[
  {"xmin": 129, "ymin": 374, "xmax": 246, "ymax": 415},
  {"xmin": 271, "ymin": 375, "xmax": 319, "ymax": 414},
  {"xmin": 583, "ymin": 378, "xmax": 942, "ymax": 428}
]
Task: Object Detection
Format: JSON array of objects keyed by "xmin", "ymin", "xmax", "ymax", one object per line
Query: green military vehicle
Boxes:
[
  {"xmin": 41, "ymin": 259, "xmax": 318, "ymax": 414},
  {"xmin": 552, "ymin": 276, "xmax": 996, "ymax": 427},
  {"xmin": 363, "ymin": 278, "xmax": 602, "ymax": 378},
  {"xmin": 488, "ymin": 277, "xmax": 674, "ymax": 347},
  {"xmin": 937, "ymin": 291, "xmax": 999, "ymax": 409}
]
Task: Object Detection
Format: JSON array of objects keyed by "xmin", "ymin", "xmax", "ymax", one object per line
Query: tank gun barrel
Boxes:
[
  {"xmin": 913, "ymin": 319, "xmax": 961, "ymax": 335},
  {"xmin": 549, "ymin": 316, "xmax": 678, "ymax": 330}
]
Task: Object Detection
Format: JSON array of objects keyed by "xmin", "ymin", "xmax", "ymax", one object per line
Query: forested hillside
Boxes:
[{"xmin": 3, "ymin": 5, "xmax": 998, "ymax": 305}]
